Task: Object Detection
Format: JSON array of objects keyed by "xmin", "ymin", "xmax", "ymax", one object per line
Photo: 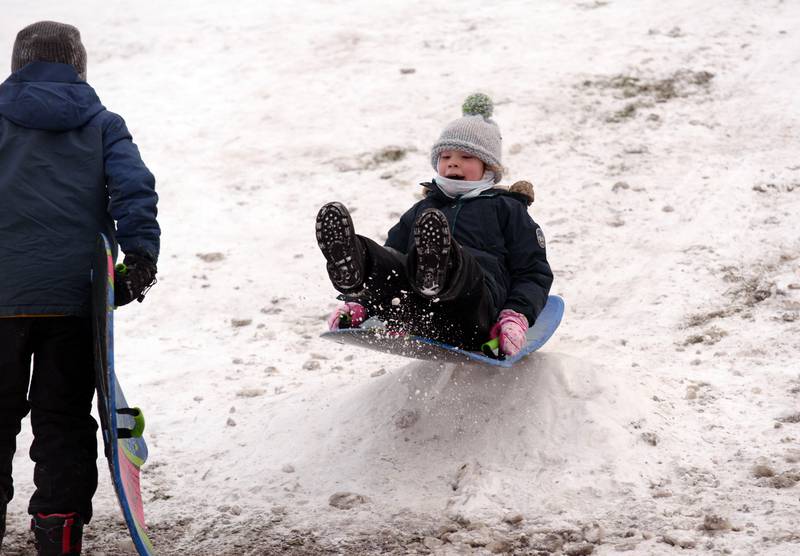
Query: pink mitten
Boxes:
[
  {"xmin": 327, "ymin": 302, "xmax": 367, "ymax": 330},
  {"xmin": 489, "ymin": 309, "xmax": 529, "ymax": 356}
]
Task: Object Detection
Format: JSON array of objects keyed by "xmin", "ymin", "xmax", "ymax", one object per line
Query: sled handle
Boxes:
[
  {"xmin": 116, "ymin": 407, "xmax": 145, "ymax": 438},
  {"xmin": 115, "ymin": 263, "xmax": 128, "ymax": 276},
  {"xmin": 480, "ymin": 338, "xmax": 505, "ymax": 360},
  {"xmin": 338, "ymin": 312, "xmax": 352, "ymax": 329}
]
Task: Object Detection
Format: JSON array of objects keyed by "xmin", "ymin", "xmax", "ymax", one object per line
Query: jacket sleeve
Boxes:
[
  {"xmin": 101, "ymin": 112, "xmax": 160, "ymax": 262},
  {"xmin": 501, "ymin": 200, "xmax": 553, "ymax": 324},
  {"xmin": 384, "ymin": 204, "xmax": 418, "ymax": 254}
]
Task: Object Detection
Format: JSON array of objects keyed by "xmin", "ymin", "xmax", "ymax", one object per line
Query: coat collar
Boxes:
[
  {"xmin": 8, "ymin": 62, "xmax": 83, "ymax": 84},
  {"xmin": 422, "ymin": 180, "xmax": 505, "ymax": 202}
]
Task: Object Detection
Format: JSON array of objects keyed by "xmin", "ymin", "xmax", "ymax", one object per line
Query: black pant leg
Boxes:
[
  {"xmin": 0, "ymin": 319, "xmax": 34, "ymax": 508},
  {"xmin": 349, "ymin": 237, "xmax": 496, "ymax": 348},
  {"xmin": 354, "ymin": 235, "xmax": 410, "ymax": 304},
  {"xmin": 27, "ymin": 317, "xmax": 98, "ymax": 522},
  {"xmin": 405, "ymin": 240, "xmax": 497, "ymax": 348},
  {"xmin": 339, "ymin": 236, "xmax": 417, "ymax": 329}
]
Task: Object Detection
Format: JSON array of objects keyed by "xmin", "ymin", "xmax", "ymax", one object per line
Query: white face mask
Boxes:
[{"xmin": 434, "ymin": 171, "xmax": 496, "ymax": 199}]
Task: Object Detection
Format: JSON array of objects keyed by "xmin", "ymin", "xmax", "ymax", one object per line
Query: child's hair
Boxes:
[{"xmin": 486, "ymin": 164, "xmax": 505, "ymax": 179}]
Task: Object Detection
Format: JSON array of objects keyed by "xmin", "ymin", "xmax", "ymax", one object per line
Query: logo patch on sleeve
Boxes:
[{"xmin": 536, "ymin": 228, "xmax": 546, "ymax": 248}]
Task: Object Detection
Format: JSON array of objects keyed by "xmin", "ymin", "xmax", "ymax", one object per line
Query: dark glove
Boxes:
[{"xmin": 114, "ymin": 254, "xmax": 157, "ymax": 307}]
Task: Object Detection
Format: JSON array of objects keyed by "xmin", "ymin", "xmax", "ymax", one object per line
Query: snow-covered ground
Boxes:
[{"xmin": 2, "ymin": 1, "xmax": 800, "ymax": 554}]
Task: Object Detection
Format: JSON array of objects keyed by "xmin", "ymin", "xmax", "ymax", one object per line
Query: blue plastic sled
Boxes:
[{"xmin": 322, "ymin": 295, "xmax": 564, "ymax": 368}]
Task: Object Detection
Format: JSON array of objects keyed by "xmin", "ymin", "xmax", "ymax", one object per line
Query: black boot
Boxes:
[
  {"xmin": 412, "ymin": 208, "xmax": 452, "ymax": 297},
  {"xmin": 31, "ymin": 512, "xmax": 83, "ymax": 555},
  {"xmin": 0, "ymin": 503, "xmax": 5, "ymax": 551},
  {"xmin": 316, "ymin": 202, "xmax": 366, "ymax": 292}
]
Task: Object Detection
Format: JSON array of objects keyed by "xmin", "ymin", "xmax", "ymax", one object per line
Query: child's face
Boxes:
[{"xmin": 437, "ymin": 150, "xmax": 486, "ymax": 181}]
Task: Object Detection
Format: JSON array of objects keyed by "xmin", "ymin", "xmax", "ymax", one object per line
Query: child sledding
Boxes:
[{"xmin": 317, "ymin": 94, "xmax": 556, "ymax": 360}]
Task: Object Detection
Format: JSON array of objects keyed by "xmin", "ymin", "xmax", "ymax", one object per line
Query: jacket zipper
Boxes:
[{"xmin": 450, "ymin": 198, "xmax": 464, "ymax": 235}]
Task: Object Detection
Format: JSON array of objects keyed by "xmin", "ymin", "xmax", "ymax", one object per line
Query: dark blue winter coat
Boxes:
[
  {"xmin": 385, "ymin": 182, "xmax": 553, "ymax": 324},
  {"xmin": 0, "ymin": 62, "xmax": 160, "ymax": 317}
]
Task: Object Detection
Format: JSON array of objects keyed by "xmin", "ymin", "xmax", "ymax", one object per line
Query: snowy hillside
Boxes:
[{"xmin": 2, "ymin": 0, "xmax": 799, "ymax": 554}]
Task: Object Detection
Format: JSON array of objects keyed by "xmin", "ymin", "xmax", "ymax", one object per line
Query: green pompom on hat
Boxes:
[
  {"xmin": 431, "ymin": 93, "xmax": 503, "ymax": 182},
  {"xmin": 462, "ymin": 92, "xmax": 494, "ymax": 119}
]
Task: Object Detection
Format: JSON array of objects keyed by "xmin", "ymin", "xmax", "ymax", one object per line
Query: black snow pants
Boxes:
[
  {"xmin": 0, "ymin": 317, "xmax": 98, "ymax": 521},
  {"xmin": 340, "ymin": 236, "xmax": 497, "ymax": 349}
]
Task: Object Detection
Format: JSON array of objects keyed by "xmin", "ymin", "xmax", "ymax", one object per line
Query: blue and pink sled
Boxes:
[
  {"xmin": 322, "ymin": 295, "xmax": 564, "ymax": 367},
  {"xmin": 92, "ymin": 234, "xmax": 154, "ymax": 555}
]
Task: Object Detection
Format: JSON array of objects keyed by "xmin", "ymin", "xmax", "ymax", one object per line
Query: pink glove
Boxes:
[
  {"xmin": 327, "ymin": 302, "xmax": 367, "ymax": 331},
  {"xmin": 489, "ymin": 309, "xmax": 529, "ymax": 356}
]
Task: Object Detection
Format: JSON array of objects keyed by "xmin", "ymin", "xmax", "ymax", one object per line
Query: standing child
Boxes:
[
  {"xmin": 316, "ymin": 94, "xmax": 552, "ymax": 354},
  {"xmin": 0, "ymin": 22, "xmax": 160, "ymax": 555}
]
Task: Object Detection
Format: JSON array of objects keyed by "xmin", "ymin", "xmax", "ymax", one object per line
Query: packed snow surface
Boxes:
[{"xmin": 2, "ymin": 0, "xmax": 800, "ymax": 554}]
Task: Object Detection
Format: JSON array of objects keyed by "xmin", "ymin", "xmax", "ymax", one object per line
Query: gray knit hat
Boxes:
[
  {"xmin": 431, "ymin": 93, "xmax": 503, "ymax": 183},
  {"xmin": 12, "ymin": 21, "xmax": 87, "ymax": 80}
]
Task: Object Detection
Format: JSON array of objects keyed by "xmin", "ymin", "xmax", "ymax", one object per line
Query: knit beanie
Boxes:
[
  {"xmin": 12, "ymin": 21, "xmax": 87, "ymax": 80},
  {"xmin": 430, "ymin": 93, "xmax": 503, "ymax": 183}
]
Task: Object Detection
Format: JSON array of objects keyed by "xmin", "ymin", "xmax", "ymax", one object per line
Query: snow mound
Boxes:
[{"xmin": 259, "ymin": 353, "xmax": 659, "ymax": 525}]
